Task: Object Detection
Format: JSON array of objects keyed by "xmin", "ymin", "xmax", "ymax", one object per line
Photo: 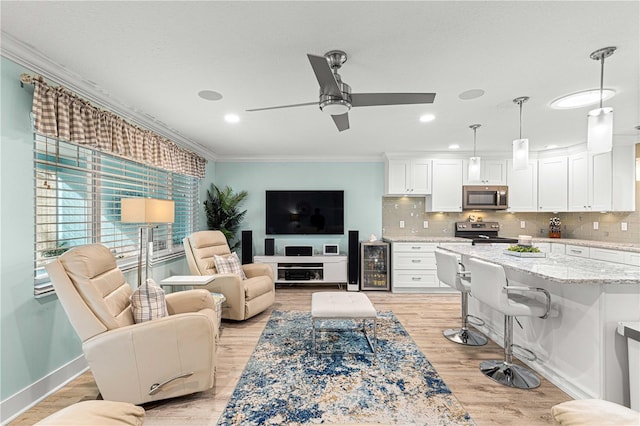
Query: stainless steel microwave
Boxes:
[{"xmin": 462, "ymin": 185, "xmax": 508, "ymax": 210}]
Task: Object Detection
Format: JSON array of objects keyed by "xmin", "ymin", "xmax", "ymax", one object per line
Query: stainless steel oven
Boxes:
[{"xmin": 462, "ymin": 185, "xmax": 508, "ymax": 210}]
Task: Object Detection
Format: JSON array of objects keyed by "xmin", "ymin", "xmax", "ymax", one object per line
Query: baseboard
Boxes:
[{"xmin": 1, "ymin": 355, "xmax": 88, "ymax": 425}]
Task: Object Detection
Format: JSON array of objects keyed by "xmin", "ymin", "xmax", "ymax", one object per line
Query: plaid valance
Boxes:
[{"xmin": 31, "ymin": 76, "xmax": 206, "ymax": 178}]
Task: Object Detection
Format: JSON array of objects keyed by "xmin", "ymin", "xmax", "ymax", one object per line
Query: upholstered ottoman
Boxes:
[
  {"xmin": 35, "ymin": 400, "xmax": 145, "ymax": 425},
  {"xmin": 311, "ymin": 292, "xmax": 377, "ymax": 355},
  {"xmin": 551, "ymin": 399, "xmax": 640, "ymax": 426}
]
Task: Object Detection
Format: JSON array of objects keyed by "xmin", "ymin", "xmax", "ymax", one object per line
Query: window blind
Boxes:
[{"xmin": 34, "ymin": 134, "xmax": 199, "ymax": 296}]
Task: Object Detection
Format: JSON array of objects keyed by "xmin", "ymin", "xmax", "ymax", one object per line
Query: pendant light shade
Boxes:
[
  {"xmin": 587, "ymin": 46, "xmax": 616, "ymax": 154},
  {"xmin": 512, "ymin": 97, "xmax": 530, "ymax": 170},
  {"xmin": 468, "ymin": 124, "xmax": 481, "ymax": 181}
]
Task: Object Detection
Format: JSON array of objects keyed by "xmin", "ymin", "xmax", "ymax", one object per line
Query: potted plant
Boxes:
[{"xmin": 203, "ymin": 184, "xmax": 248, "ymax": 251}]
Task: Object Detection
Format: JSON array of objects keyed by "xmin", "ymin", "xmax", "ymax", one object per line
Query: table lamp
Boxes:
[{"xmin": 121, "ymin": 198, "xmax": 175, "ymax": 287}]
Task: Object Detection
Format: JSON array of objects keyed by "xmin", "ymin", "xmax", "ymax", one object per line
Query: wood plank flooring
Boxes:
[{"xmin": 9, "ymin": 288, "xmax": 571, "ymax": 425}]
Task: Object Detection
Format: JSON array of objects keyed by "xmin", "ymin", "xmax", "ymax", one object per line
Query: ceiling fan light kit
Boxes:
[
  {"xmin": 512, "ymin": 96, "xmax": 530, "ymax": 171},
  {"xmin": 587, "ymin": 46, "xmax": 616, "ymax": 154},
  {"xmin": 247, "ymin": 49, "xmax": 436, "ymax": 132},
  {"xmin": 468, "ymin": 124, "xmax": 482, "ymax": 182}
]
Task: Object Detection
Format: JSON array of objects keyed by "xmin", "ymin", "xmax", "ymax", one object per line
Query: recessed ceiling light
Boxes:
[
  {"xmin": 458, "ymin": 89, "xmax": 485, "ymax": 100},
  {"xmin": 448, "ymin": 144, "xmax": 460, "ymax": 149},
  {"xmin": 224, "ymin": 114, "xmax": 240, "ymax": 123},
  {"xmin": 550, "ymin": 88, "xmax": 615, "ymax": 109},
  {"xmin": 198, "ymin": 90, "xmax": 223, "ymax": 101},
  {"xmin": 545, "ymin": 144, "xmax": 558, "ymax": 149},
  {"xmin": 419, "ymin": 113, "xmax": 436, "ymax": 123}
]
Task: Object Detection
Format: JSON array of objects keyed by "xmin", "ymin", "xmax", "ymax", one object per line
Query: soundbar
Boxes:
[{"xmin": 284, "ymin": 245, "xmax": 313, "ymax": 256}]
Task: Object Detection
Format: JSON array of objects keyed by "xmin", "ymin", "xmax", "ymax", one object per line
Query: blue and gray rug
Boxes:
[{"xmin": 218, "ymin": 310, "xmax": 474, "ymax": 425}]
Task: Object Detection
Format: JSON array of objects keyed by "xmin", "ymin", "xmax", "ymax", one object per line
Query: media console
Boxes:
[{"xmin": 254, "ymin": 255, "xmax": 347, "ymax": 285}]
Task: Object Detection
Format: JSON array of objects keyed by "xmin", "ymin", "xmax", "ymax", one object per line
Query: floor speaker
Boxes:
[
  {"xmin": 241, "ymin": 230, "xmax": 253, "ymax": 264},
  {"xmin": 348, "ymin": 230, "xmax": 359, "ymax": 286},
  {"xmin": 264, "ymin": 238, "xmax": 275, "ymax": 256}
]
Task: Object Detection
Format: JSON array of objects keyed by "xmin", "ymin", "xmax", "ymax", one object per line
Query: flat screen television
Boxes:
[{"xmin": 265, "ymin": 190, "xmax": 344, "ymax": 235}]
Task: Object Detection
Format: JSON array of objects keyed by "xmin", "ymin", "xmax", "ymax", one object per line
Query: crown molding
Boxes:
[
  {"xmin": 214, "ymin": 154, "xmax": 385, "ymax": 163},
  {"xmin": 1, "ymin": 31, "xmax": 218, "ymax": 161}
]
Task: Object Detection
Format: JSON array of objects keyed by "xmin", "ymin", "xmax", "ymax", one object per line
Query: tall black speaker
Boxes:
[
  {"xmin": 348, "ymin": 230, "xmax": 359, "ymax": 284},
  {"xmin": 264, "ymin": 238, "xmax": 275, "ymax": 256},
  {"xmin": 241, "ymin": 230, "xmax": 253, "ymax": 264}
]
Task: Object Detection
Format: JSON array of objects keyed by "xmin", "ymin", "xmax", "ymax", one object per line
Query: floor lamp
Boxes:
[{"xmin": 121, "ymin": 198, "xmax": 175, "ymax": 287}]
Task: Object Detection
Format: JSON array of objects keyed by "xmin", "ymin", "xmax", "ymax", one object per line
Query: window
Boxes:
[{"xmin": 34, "ymin": 134, "xmax": 199, "ymax": 296}]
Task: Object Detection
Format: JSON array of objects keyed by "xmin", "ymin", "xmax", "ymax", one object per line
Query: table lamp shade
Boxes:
[{"xmin": 121, "ymin": 198, "xmax": 175, "ymax": 223}]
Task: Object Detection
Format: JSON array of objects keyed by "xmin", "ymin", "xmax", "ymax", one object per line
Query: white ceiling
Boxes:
[{"xmin": 1, "ymin": 1, "xmax": 639, "ymax": 161}]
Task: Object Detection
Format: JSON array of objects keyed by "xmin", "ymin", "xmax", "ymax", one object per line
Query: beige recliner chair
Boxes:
[
  {"xmin": 184, "ymin": 230, "xmax": 275, "ymax": 321},
  {"xmin": 45, "ymin": 244, "xmax": 218, "ymax": 405}
]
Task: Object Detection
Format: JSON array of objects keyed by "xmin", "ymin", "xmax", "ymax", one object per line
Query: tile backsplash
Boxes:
[{"xmin": 382, "ymin": 196, "xmax": 640, "ymax": 244}]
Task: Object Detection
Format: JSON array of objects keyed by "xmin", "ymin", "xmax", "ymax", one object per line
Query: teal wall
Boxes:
[
  {"xmin": 0, "ymin": 57, "xmax": 216, "ymax": 411},
  {"xmin": 214, "ymin": 162, "xmax": 384, "ymax": 255}
]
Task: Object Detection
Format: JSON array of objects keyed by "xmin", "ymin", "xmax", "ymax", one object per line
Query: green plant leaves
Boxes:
[{"xmin": 203, "ymin": 184, "xmax": 248, "ymax": 251}]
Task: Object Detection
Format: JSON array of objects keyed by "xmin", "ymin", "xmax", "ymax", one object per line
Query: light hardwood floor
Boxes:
[{"xmin": 10, "ymin": 288, "xmax": 571, "ymax": 425}]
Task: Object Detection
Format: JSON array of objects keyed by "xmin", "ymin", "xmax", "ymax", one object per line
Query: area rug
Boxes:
[{"xmin": 217, "ymin": 310, "xmax": 474, "ymax": 425}]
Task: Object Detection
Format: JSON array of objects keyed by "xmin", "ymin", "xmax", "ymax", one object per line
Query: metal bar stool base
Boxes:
[
  {"xmin": 443, "ymin": 328, "xmax": 488, "ymax": 346},
  {"xmin": 480, "ymin": 360, "xmax": 541, "ymax": 389}
]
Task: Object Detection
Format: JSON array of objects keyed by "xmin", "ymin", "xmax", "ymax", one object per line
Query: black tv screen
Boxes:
[{"xmin": 265, "ymin": 190, "xmax": 344, "ymax": 235}]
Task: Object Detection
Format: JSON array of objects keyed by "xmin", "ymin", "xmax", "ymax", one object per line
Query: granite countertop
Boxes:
[
  {"xmin": 528, "ymin": 237, "xmax": 640, "ymax": 253},
  {"xmin": 383, "ymin": 235, "xmax": 640, "ymax": 253},
  {"xmin": 438, "ymin": 243, "xmax": 640, "ymax": 285},
  {"xmin": 382, "ymin": 236, "xmax": 469, "ymax": 243}
]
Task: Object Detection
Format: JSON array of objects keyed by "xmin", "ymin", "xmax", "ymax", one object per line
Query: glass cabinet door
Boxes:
[{"xmin": 360, "ymin": 242, "xmax": 389, "ymax": 290}]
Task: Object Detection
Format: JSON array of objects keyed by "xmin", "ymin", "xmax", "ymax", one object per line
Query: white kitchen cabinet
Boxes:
[
  {"xmin": 612, "ymin": 144, "xmax": 636, "ymax": 211},
  {"xmin": 385, "ymin": 158, "xmax": 431, "ymax": 195},
  {"xmin": 565, "ymin": 244, "xmax": 589, "ymax": 258},
  {"xmin": 463, "ymin": 159, "xmax": 507, "ymax": 185},
  {"xmin": 538, "ymin": 156, "xmax": 568, "ymax": 212},
  {"xmin": 506, "ymin": 159, "xmax": 537, "ymax": 211},
  {"xmin": 623, "ymin": 251, "xmax": 640, "ymax": 267},
  {"xmin": 551, "ymin": 243, "xmax": 566, "ymax": 254},
  {"xmin": 391, "ymin": 242, "xmax": 439, "ymax": 292},
  {"xmin": 589, "ymin": 247, "xmax": 624, "ymax": 264},
  {"xmin": 428, "ymin": 159, "xmax": 463, "ymax": 212},
  {"xmin": 568, "ymin": 151, "xmax": 612, "ymax": 211}
]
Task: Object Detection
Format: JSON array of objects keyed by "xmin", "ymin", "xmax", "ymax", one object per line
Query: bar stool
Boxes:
[
  {"xmin": 435, "ymin": 249, "xmax": 487, "ymax": 346},
  {"xmin": 466, "ymin": 257, "xmax": 551, "ymax": 389}
]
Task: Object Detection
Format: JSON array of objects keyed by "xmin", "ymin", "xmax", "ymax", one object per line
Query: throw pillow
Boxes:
[
  {"xmin": 130, "ymin": 278, "xmax": 168, "ymax": 323},
  {"xmin": 213, "ymin": 252, "xmax": 247, "ymax": 280}
]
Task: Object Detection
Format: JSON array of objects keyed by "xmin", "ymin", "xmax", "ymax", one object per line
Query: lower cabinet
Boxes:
[{"xmin": 390, "ymin": 241, "xmax": 470, "ymax": 293}]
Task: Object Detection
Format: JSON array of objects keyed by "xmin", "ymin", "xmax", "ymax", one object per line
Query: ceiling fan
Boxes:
[{"xmin": 246, "ymin": 50, "xmax": 436, "ymax": 132}]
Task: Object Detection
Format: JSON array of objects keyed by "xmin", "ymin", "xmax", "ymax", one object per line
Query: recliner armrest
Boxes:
[
  {"xmin": 242, "ymin": 263, "xmax": 274, "ymax": 281},
  {"xmin": 165, "ymin": 289, "xmax": 215, "ymax": 314}
]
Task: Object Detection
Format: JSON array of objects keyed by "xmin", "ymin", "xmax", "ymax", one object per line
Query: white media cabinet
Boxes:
[{"xmin": 254, "ymin": 255, "xmax": 347, "ymax": 285}]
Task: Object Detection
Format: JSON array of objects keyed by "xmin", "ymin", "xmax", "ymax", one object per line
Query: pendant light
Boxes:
[
  {"xmin": 468, "ymin": 124, "xmax": 481, "ymax": 182},
  {"xmin": 587, "ymin": 46, "xmax": 616, "ymax": 154},
  {"xmin": 512, "ymin": 96, "xmax": 530, "ymax": 170}
]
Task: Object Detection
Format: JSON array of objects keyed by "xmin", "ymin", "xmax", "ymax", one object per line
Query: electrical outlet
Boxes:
[
  {"xmin": 520, "ymin": 221, "xmax": 526, "ymax": 229},
  {"xmin": 621, "ymin": 222, "xmax": 628, "ymax": 231},
  {"xmin": 593, "ymin": 221, "xmax": 599, "ymax": 230},
  {"xmin": 423, "ymin": 221, "xmax": 429, "ymax": 229},
  {"xmin": 399, "ymin": 220, "xmax": 405, "ymax": 228}
]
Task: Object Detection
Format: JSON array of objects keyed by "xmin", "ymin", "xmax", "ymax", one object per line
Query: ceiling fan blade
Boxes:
[
  {"xmin": 351, "ymin": 93, "xmax": 436, "ymax": 107},
  {"xmin": 331, "ymin": 113, "xmax": 350, "ymax": 132},
  {"xmin": 246, "ymin": 101, "xmax": 318, "ymax": 112},
  {"xmin": 307, "ymin": 54, "xmax": 342, "ymax": 98}
]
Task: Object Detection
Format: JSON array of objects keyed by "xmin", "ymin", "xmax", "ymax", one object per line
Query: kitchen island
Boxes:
[{"xmin": 439, "ymin": 243, "xmax": 640, "ymax": 407}]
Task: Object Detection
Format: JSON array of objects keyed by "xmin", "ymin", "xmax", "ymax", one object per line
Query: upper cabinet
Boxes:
[
  {"xmin": 428, "ymin": 159, "xmax": 463, "ymax": 212},
  {"xmin": 506, "ymin": 159, "xmax": 538, "ymax": 212},
  {"xmin": 538, "ymin": 156, "xmax": 568, "ymax": 212},
  {"xmin": 385, "ymin": 158, "xmax": 431, "ymax": 195},
  {"xmin": 462, "ymin": 159, "xmax": 507, "ymax": 185},
  {"xmin": 568, "ymin": 151, "xmax": 612, "ymax": 211}
]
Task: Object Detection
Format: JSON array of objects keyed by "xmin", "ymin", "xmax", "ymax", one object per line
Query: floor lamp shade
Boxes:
[
  {"xmin": 512, "ymin": 138, "xmax": 529, "ymax": 170},
  {"xmin": 587, "ymin": 107, "xmax": 613, "ymax": 154},
  {"xmin": 121, "ymin": 198, "xmax": 175, "ymax": 224},
  {"xmin": 121, "ymin": 197, "xmax": 174, "ymax": 287}
]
